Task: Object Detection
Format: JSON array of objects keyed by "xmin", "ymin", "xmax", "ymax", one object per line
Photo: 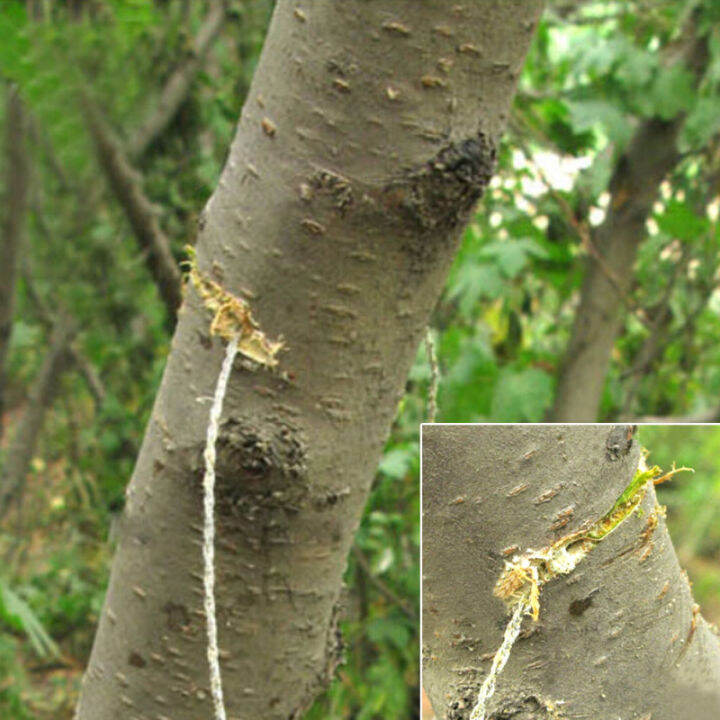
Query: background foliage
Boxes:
[
  {"xmin": 1, "ymin": 1, "xmax": 719, "ymax": 719},
  {"xmin": 638, "ymin": 426, "xmax": 720, "ymax": 623}
]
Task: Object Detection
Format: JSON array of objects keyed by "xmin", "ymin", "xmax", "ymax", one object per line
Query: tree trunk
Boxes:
[
  {"xmin": 620, "ymin": 158, "xmax": 718, "ymax": 419},
  {"xmin": 422, "ymin": 424, "xmax": 720, "ymax": 720},
  {"xmin": 74, "ymin": 3, "xmax": 543, "ymax": 719},
  {"xmin": 23, "ymin": 270, "xmax": 107, "ymax": 408},
  {"xmin": 0, "ymin": 320, "xmax": 76, "ymax": 520},
  {"xmin": 0, "ymin": 85, "xmax": 28, "ymax": 435},
  {"xmin": 548, "ymin": 32, "xmax": 709, "ymax": 422},
  {"xmin": 84, "ymin": 98, "xmax": 184, "ymax": 321},
  {"xmin": 126, "ymin": 0, "xmax": 227, "ymax": 161}
]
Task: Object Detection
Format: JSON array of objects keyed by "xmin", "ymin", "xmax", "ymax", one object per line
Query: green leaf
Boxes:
[
  {"xmin": 0, "ymin": 581, "xmax": 59, "ymax": 658},
  {"xmin": 648, "ymin": 65, "xmax": 696, "ymax": 120},
  {"xmin": 490, "ymin": 367, "xmax": 554, "ymax": 421},
  {"xmin": 682, "ymin": 95, "xmax": 720, "ymax": 150},
  {"xmin": 365, "ymin": 618, "xmax": 411, "ymax": 651},
  {"xmin": 480, "ymin": 239, "xmax": 548, "ymax": 279},
  {"xmin": 371, "ymin": 547, "xmax": 395, "ymax": 575},
  {"xmin": 656, "ymin": 200, "xmax": 710, "ymax": 242},
  {"xmin": 615, "ymin": 43, "xmax": 657, "ymax": 89},
  {"xmin": 566, "ymin": 99, "xmax": 632, "ymax": 146},
  {"xmin": 576, "ymin": 145, "xmax": 614, "ymax": 200},
  {"xmin": 439, "ymin": 328, "xmax": 497, "ymax": 420},
  {"xmin": 449, "ymin": 264, "xmax": 504, "ymax": 318},
  {"xmin": 378, "ymin": 447, "xmax": 414, "ymax": 480}
]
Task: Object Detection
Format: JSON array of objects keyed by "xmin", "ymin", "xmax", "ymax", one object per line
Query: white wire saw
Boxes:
[
  {"xmin": 201, "ymin": 335, "xmax": 239, "ymax": 720},
  {"xmin": 469, "ymin": 598, "xmax": 530, "ymax": 720}
]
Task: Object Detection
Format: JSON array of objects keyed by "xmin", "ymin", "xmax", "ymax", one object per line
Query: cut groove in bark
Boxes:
[
  {"xmin": 74, "ymin": 3, "xmax": 544, "ymax": 718},
  {"xmin": 186, "ymin": 245, "xmax": 284, "ymax": 366},
  {"xmin": 423, "ymin": 425, "xmax": 720, "ymax": 720}
]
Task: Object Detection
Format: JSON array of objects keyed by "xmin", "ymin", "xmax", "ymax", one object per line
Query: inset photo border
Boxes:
[{"xmin": 420, "ymin": 424, "xmax": 720, "ymax": 720}]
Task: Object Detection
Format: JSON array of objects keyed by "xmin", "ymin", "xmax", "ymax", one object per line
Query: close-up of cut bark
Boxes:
[{"xmin": 422, "ymin": 424, "xmax": 720, "ymax": 720}]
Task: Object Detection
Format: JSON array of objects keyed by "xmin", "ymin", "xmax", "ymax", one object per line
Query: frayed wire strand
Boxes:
[
  {"xmin": 425, "ymin": 327, "xmax": 439, "ymax": 423},
  {"xmin": 469, "ymin": 599, "xmax": 530, "ymax": 720},
  {"xmin": 202, "ymin": 335, "xmax": 239, "ymax": 720}
]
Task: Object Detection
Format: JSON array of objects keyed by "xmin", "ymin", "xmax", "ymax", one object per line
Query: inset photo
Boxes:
[{"xmin": 421, "ymin": 424, "xmax": 720, "ymax": 720}]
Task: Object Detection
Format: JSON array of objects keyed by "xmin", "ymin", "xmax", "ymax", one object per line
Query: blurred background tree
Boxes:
[{"xmin": 0, "ymin": 0, "xmax": 719, "ymax": 718}]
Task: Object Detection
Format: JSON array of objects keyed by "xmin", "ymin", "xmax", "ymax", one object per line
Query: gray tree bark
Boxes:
[
  {"xmin": 74, "ymin": 2, "xmax": 543, "ymax": 719},
  {"xmin": 0, "ymin": 85, "xmax": 28, "ymax": 435},
  {"xmin": 549, "ymin": 31, "xmax": 709, "ymax": 422},
  {"xmin": 423, "ymin": 424, "xmax": 720, "ymax": 720}
]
